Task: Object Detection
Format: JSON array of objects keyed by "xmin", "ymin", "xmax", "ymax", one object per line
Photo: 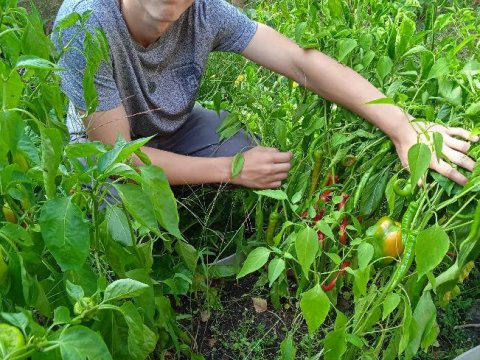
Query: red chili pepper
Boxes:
[
  {"xmin": 338, "ymin": 194, "xmax": 349, "ymax": 245},
  {"xmin": 339, "ymin": 217, "xmax": 348, "ymax": 245},
  {"xmin": 321, "ymin": 260, "xmax": 350, "ymax": 292},
  {"xmin": 317, "ymin": 231, "xmax": 325, "ymax": 244},
  {"xmin": 321, "ymin": 272, "xmax": 340, "ymax": 291},
  {"xmin": 446, "ymin": 251, "xmax": 456, "ymax": 258}
]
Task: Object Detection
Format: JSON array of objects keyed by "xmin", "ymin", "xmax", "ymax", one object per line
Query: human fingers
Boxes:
[
  {"xmin": 263, "ymin": 181, "xmax": 283, "ymax": 189},
  {"xmin": 270, "ymin": 162, "xmax": 291, "ymax": 174},
  {"xmin": 270, "ymin": 151, "xmax": 293, "ymax": 163},
  {"xmin": 444, "ymin": 134, "xmax": 471, "ymax": 153},
  {"xmin": 431, "ymin": 159, "xmax": 468, "ymax": 185},
  {"xmin": 442, "ymin": 147, "xmax": 476, "ymax": 172},
  {"xmin": 447, "ymin": 127, "xmax": 479, "ymax": 142}
]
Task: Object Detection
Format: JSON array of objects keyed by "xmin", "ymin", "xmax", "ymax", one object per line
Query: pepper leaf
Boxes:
[
  {"xmin": 408, "ymin": 143, "xmax": 431, "ymax": 186},
  {"xmin": 300, "ymin": 284, "xmax": 330, "ymax": 335},
  {"xmin": 415, "ymin": 225, "xmax": 449, "ymax": 279},
  {"xmin": 231, "ymin": 152, "xmax": 245, "ymax": 179}
]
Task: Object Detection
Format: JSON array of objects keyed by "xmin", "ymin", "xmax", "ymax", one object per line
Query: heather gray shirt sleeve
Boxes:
[{"xmin": 208, "ymin": 0, "xmax": 258, "ymax": 53}]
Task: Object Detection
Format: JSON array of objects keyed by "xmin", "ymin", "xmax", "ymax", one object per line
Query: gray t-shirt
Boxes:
[{"xmin": 53, "ymin": 0, "xmax": 257, "ymax": 139}]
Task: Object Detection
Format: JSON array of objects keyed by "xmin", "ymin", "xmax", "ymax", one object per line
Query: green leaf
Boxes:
[
  {"xmin": 120, "ymin": 302, "xmax": 157, "ymax": 360},
  {"xmin": 295, "ymin": 226, "xmax": 319, "ymax": 278},
  {"xmin": 98, "ymin": 136, "xmax": 151, "ymax": 173},
  {"xmin": 16, "ymin": 55, "xmax": 63, "ymax": 71},
  {"xmin": 66, "ymin": 280, "xmax": 84, "ymax": 302},
  {"xmin": 280, "ymin": 334, "xmax": 297, "ymax": 360},
  {"xmin": 231, "ymin": 152, "xmax": 245, "ymax": 179},
  {"xmin": 324, "ymin": 327, "xmax": 347, "ymax": 360},
  {"xmin": 65, "ymin": 142, "xmax": 106, "ymax": 159},
  {"xmin": 217, "ymin": 113, "xmax": 243, "ymax": 141},
  {"xmin": 254, "ymin": 189, "xmax": 288, "ymax": 201},
  {"xmin": 433, "ymin": 132, "xmax": 443, "ymax": 162},
  {"xmin": 316, "ymin": 220, "xmax": 335, "ymax": 241},
  {"xmin": 364, "ymin": 97, "xmax": 396, "ymax": 105},
  {"xmin": 106, "ymin": 206, "xmax": 133, "ymax": 246},
  {"xmin": 402, "ymin": 45, "xmax": 427, "ymax": 58},
  {"xmin": 103, "ymin": 279, "xmax": 149, "ymax": 303},
  {"xmin": 357, "ymin": 242, "xmax": 374, "ymax": 271},
  {"xmin": 408, "ymin": 143, "xmax": 431, "ymax": 186},
  {"xmin": 0, "ymin": 111, "xmax": 24, "ymax": 155},
  {"xmin": 465, "ymin": 102, "xmax": 480, "ymax": 117},
  {"xmin": 337, "ymin": 39, "xmax": 357, "ymax": 62},
  {"xmin": 299, "ymin": 284, "xmax": 330, "ymax": 334},
  {"xmin": 427, "ymin": 58, "xmax": 449, "ymax": 80},
  {"xmin": 175, "ymin": 241, "xmax": 198, "ymax": 273},
  {"xmin": 382, "ymin": 293, "xmax": 401, "ymax": 320},
  {"xmin": 40, "ymin": 128, "xmax": 64, "ymax": 199},
  {"xmin": 53, "ymin": 306, "xmax": 71, "ymax": 325},
  {"xmin": 140, "ymin": 166, "xmax": 181, "ymax": 238},
  {"xmin": 396, "ymin": 16, "xmax": 416, "ymax": 59},
  {"xmin": 406, "ymin": 292, "xmax": 437, "ymax": 357},
  {"xmin": 237, "ymin": 247, "xmax": 270, "ymax": 279},
  {"xmin": 268, "ymin": 257, "xmax": 285, "ymax": 287},
  {"xmin": 360, "ymin": 167, "xmax": 390, "ymax": 217},
  {"xmin": 0, "ymin": 70, "xmax": 23, "ymax": 109},
  {"xmin": 415, "ymin": 225, "xmax": 449, "ymax": 278},
  {"xmin": 376, "ymin": 56, "xmax": 393, "ymax": 85},
  {"xmin": 39, "ymin": 198, "xmax": 90, "ymax": 271},
  {"xmin": 58, "ymin": 326, "xmax": 112, "ymax": 360},
  {"xmin": 327, "ymin": 0, "xmax": 343, "ymax": 17},
  {"xmin": 113, "ymin": 184, "xmax": 160, "ymax": 235}
]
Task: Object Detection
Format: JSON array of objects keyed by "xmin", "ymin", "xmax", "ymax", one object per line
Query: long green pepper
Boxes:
[
  {"xmin": 265, "ymin": 211, "xmax": 279, "ymax": 245},
  {"xmin": 384, "ymin": 201, "xmax": 419, "ymax": 293}
]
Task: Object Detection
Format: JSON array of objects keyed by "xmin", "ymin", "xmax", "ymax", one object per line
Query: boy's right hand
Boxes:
[{"xmin": 230, "ymin": 146, "xmax": 292, "ymax": 189}]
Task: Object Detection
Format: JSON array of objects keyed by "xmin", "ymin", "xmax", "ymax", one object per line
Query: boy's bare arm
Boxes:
[{"xmin": 83, "ymin": 105, "xmax": 291, "ymax": 188}]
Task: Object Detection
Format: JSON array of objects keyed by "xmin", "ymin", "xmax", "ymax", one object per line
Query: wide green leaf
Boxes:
[
  {"xmin": 427, "ymin": 58, "xmax": 449, "ymax": 80},
  {"xmin": 140, "ymin": 166, "xmax": 181, "ymax": 238},
  {"xmin": 406, "ymin": 292, "xmax": 437, "ymax": 357},
  {"xmin": 337, "ymin": 39, "xmax": 357, "ymax": 62},
  {"xmin": 396, "ymin": 16, "xmax": 416, "ymax": 59},
  {"xmin": 299, "ymin": 284, "xmax": 330, "ymax": 334},
  {"xmin": 415, "ymin": 225, "xmax": 449, "ymax": 278},
  {"xmin": 0, "ymin": 111, "xmax": 24, "ymax": 156},
  {"xmin": 16, "ymin": 55, "xmax": 63, "ymax": 71},
  {"xmin": 58, "ymin": 326, "xmax": 112, "ymax": 360},
  {"xmin": 103, "ymin": 279, "xmax": 149, "ymax": 303},
  {"xmin": 357, "ymin": 242, "xmax": 374, "ymax": 271},
  {"xmin": 295, "ymin": 226, "xmax": 319, "ymax": 278},
  {"xmin": 408, "ymin": 143, "xmax": 431, "ymax": 186},
  {"xmin": 237, "ymin": 247, "xmax": 270, "ymax": 279},
  {"xmin": 376, "ymin": 56, "xmax": 393, "ymax": 86},
  {"xmin": 465, "ymin": 102, "xmax": 480, "ymax": 117},
  {"xmin": 268, "ymin": 257, "xmax": 285, "ymax": 287},
  {"xmin": 254, "ymin": 189, "xmax": 288, "ymax": 200},
  {"xmin": 360, "ymin": 167, "xmax": 389, "ymax": 217},
  {"xmin": 231, "ymin": 152, "xmax": 245, "ymax": 179},
  {"xmin": 113, "ymin": 183, "xmax": 160, "ymax": 235},
  {"xmin": 120, "ymin": 302, "xmax": 157, "ymax": 360},
  {"xmin": 39, "ymin": 198, "xmax": 90, "ymax": 271},
  {"xmin": 175, "ymin": 241, "xmax": 198, "ymax": 273},
  {"xmin": 106, "ymin": 206, "xmax": 133, "ymax": 246},
  {"xmin": 382, "ymin": 293, "xmax": 401, "ymax": 320},
  {"xmin": 280, "ymin": 334, "xmax": 297, "ymax": 360}
]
